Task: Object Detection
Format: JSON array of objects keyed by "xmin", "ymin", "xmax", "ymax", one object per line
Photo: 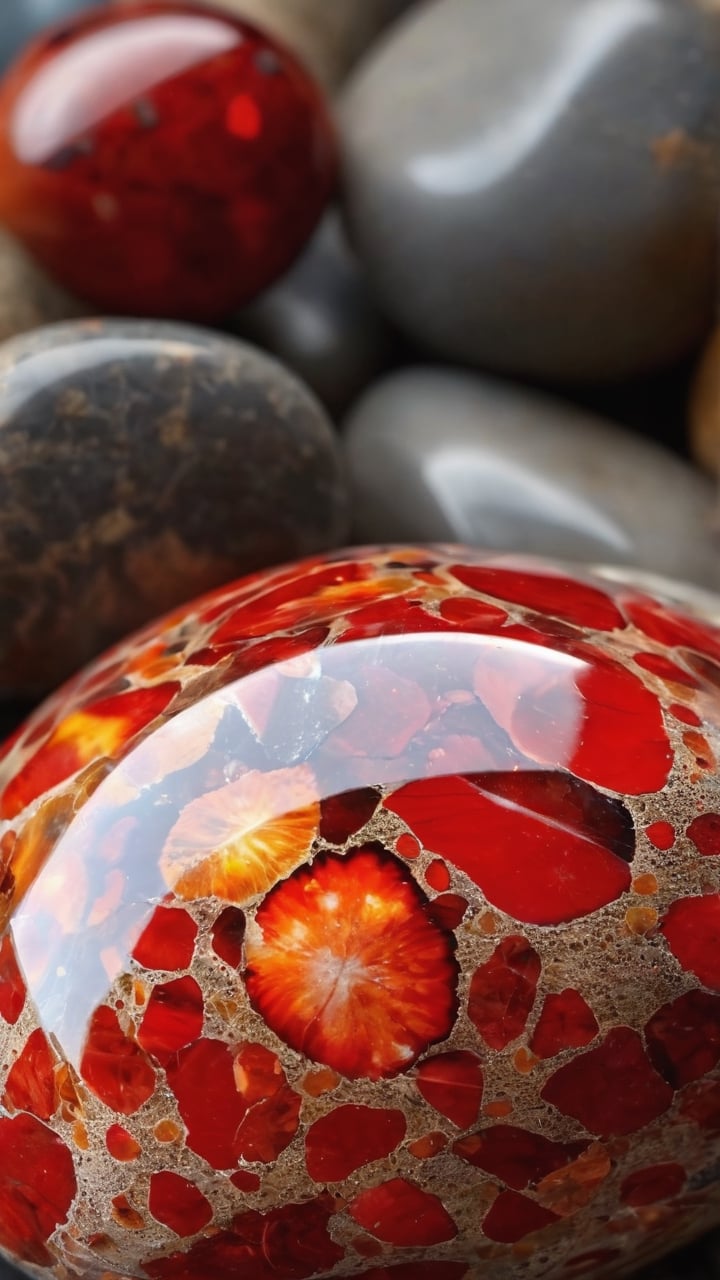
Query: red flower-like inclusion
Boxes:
[{"xmin": 245, "ymin": 846, "xmax": 459, "ymax": 1080}]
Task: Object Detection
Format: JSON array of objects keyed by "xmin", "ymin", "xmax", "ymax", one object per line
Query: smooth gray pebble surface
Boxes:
[
  {"xmin": 341, "ymin": 0, "xmax": 720, "ymax": 382},
  {"xmin": 343, "ymin": 366, "xmax": 720, "ymax": 588}
]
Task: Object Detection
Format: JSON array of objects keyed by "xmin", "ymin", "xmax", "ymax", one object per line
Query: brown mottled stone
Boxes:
[
  {"xmin": 0, "ymin": 229, "xmax": 83, "ymax": 343},
  {"xmin": 0, "ymin": 319, "xmax": 348, "ymax": 695}
]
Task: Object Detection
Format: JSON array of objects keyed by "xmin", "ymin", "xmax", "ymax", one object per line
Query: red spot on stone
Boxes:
[
  {"xmin": 645, "ymin": 821, "xmax": 675, "ymax": 851},
  {"xmin": 541, "ymin": 1028, "xmax": 673, "ymax": 1136},
  {"xmin": 530, "ymin": 989, "xmax": 599, "ymax": 1059},
  {"xmin": 661, "ymin": 894, "xmax": 720, "ymax": 989},
  {"xmin": 226, "ymin": 93, "xmax": 262, "ymax": 140},
  {"xmin": 387, "ymin": 772, "xmax": 633, "ymax": 926},
  {"xmin": 449, "ymin": 566, "xmax": 624, "ymax": 632},
  {"xmin": 149, "ymin": 1171, "xmax": 213, "ymax": 1236},
  {"xmin": 349, "ymin": 1178, "xmax": 457, "ymax": 1247},
  {"xmin": 633, "ymin": 652, "xmax": 698, "ymax": 688},
  {"xmin": 3, "ymin": 1028, "xmax": 56, "ymax": 1120},
  {"xmin": 319, "ymin": 788, "xmax": 380, "ymax": 844},
  {"xmin": 80, "ymin": 1005, "xmax": 156, "ymax": 1115},
  {"xmin": 415, "ymin": 1051, "xmax": 484, "ymax": 1129},
  {"xmin": 144, "ymin": 1194, "xmax": 344, "ymax": 1280},
  {"xmin": 230, "ymin": 1169, "xmax": 261, "ymax": 1192},
  {"xmin": 210, "ymin": 906, "xmax": 246, "ymax": 968},
  {"xmin": 246, "ymin": 847, "xmax": 458, "ymax": 1080},
  {"xmin": 105, "ymin": 1123, "xmax": 141, "ymax": 1161},
  {"xmin": 453, "ymin": 1125, "xmax": 587, "ymax": 1190},
  {"xmin": 622, "ymin": 595, "xmax": 720, "ymax": 665},
  {"xmin": 425, "ymin": 859, "xmax": 451, "ymax": 892},
  {"xmin": 166, "ymin": 1037, "xmax": 299, "ymax": 1170},
  {"xmin": 679, "ymin": 1079, "xmax": 720, "ymax": 1131},
  {"xmin": 132, "ymin": 905, "xmax": 198, "ymax": 971},
  {"xmin": 670, "ymin": 703, "xmax": 702, "ymax": 727},
  {"xmin": 0, "ymin": 1113, "xmax": 76, "ymax": 1265},
  {"xmin": 425, "ymin": 893, "xmax": 468, "ymax": 930},
  {"xmin": 138, "ymin": 976, "xmax": 204, "ymax": 1064},
  {"xmin": 687, "ymin": 813, "xmax": 720, "ymax": 857},
  {"xmin": 305, "ymin": 1104, "xmax": 406, "ymax": 1182},
  {"xmin": 620, "ymin": 1163, "xmax": 686, "ymax": 1207},
  {"xmin": 482, "ymin": 1189, "xmax": 560, "ymax": 1244},
  {"xmin": 645, "ymin": 989, "xmax": 720, "ymax": 1087},
  {"xmin": 468, "ymin": 936, "xmax": 540, "ymax": 1050},
  {"xmin": 437, "ymin": 597, "xmax": 509, "ymax": 631},
  {"xmin": 0, "ymin": 934, "xmax": 25, "ymax": 1024}
]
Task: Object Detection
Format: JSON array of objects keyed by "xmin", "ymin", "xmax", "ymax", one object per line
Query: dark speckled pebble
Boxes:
[{"xmin": 0, "ymin": 319, "xmax": 348, "ymax": 695}]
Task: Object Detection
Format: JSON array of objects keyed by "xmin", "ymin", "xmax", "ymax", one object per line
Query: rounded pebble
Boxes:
[
  {"xmin": 340, "ymin": 0, "xmax": 720, "ymax": 382},
  {"xmin": 0, "ymin": 319, "xmax": 348, "ymax": 695}
]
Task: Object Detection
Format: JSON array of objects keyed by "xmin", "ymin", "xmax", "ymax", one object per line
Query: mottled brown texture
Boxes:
[
  {"xmin": 0, "ymin": 229, "xmax": 83, "ymax": 342},
  {"xmin": 0, "ymin": 319, "xmax": 348, "ymax": 695}
]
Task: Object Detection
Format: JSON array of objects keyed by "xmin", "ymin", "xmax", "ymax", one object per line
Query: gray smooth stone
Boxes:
[
  {"xmin": 231, "ymin": 215, "xmax": 397, "ymax": 419},
  {"xmin": 343, "ymin": 367, "xmax": 720, "ymax": 589},
  {"xmin": 340, "ymin": 0, "xmax": 720, "ymax": 382}
]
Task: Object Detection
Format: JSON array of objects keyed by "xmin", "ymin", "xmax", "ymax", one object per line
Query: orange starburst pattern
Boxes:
[
  {"xmin": 160, "ymin": 765, "xmax": 319, "ymax": 904},
  {"xmin": 245, "ymin": 846, "xmax": 459, "ymax": 1079}
]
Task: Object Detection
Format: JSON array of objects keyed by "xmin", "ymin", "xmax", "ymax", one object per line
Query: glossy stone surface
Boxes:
[
  {"xmin": 0, "ymin": 319, "xmax": 347, "ymax": 695},
  {"xmin": 212, "ymin": 0, "xmax": 415, "ymax": 89},
  {"xmin": 232, "ymin": 214, "xmax": 397, "ymax": 418},
  {"xmin": 0, "ymin": 0, "xmax": 103, "ymax": 72},
  {"xmin": 0, "ymin": 229, "xmax": 83, "ymax": 343},
  {"xmin": 0, "ymin": 1, "xmax": 336, "ymax": 321},
  {"xmin": 2, "ymin": 546, "xmax": 720, "ymax": 1278},
  {"xmin": 343, "ymin": 368, "xmax": 720, "ymax": 589},
  {"xmin": 340, "ymin": 0, "xmax": 720, "ymax": 382}
]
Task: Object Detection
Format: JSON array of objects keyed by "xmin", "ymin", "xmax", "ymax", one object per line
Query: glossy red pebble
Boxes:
[
  {"xmin": 0, "ymin": 1, "xmax": 335, "ymax": 319},
  {"xmin": 1, "ymin": 546, "xmax": 720, "ymax": 1280}
]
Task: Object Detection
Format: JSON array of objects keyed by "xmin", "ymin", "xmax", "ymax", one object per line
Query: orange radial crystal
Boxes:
[{"xmin": 0, "ymin": 545, "xmax": 719, "ymax": 1279}]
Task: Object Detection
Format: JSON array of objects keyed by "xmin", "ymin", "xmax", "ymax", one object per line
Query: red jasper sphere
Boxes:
[
  {"xmin": 1, "ymin": 547, "xmax": 720, "ymax": 1279},
  {"xmin": 0, "ymin": 1, "xmax": 336, "ymax": 319}
]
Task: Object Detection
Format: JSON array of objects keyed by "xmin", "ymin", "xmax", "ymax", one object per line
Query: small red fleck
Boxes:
[
  {"xmin": 620, "ymin": 1163, "xmax": 685, "ymax": 1207},
  {"xmin": 3, "ymin": 1028, "xmax": 57, "ymax": 1121},
  {"xmin": 687, "ymin": 813, "xmax": 720, "ymax": 857},
  {"xmin": 138, "ymin": 976, "xmax": 204, "ymax": 1065},
  {"xmin": 80, "ymin": 1005, "xmax": 156, "ymax": 1115},
  {"xmin": 482, "ymin": 1189, "xmax": 560, "ymax": 1244},
  {"xmin": 230, "ymin": 1169, "xmax": 261, "ymax": 1192},
  {"xmin": 449, "ymin": 566, "xmax": 624, "ymax": 631},
  {"xmin": 669, "ymin": 703, "xmax": 702, "ymax": 727},
  {"xmin": 645, "ymin": 989, "xmax": 720, "ymax": 1087},
  {"xmin": 211, "ymin": 906, "xmax": 246, "ymax": 968},
  {"xmin": 132, "ymin": 905, "xmax": 198, "ymax": 971},
  {"xmin": 426, "ymin": 859, "xmax": 451, "ymax": 892},
  {"xmin": 0, "ymin": 934, "xmax": 25, "ymax": 1024},
  {"xmin": 305, "ymin": 1104, "xmax": 406, "ymax": 1182},
  {"xmin": 645, "ymin": 821, "xmax": 675, "ymax": 851},
  {"xmin": 453, "ymin": 1125, "xmax": 587, "ymax": 1190},
  {"xmin": 349, "ymin": 1178, "xmax": 457, "ymax": 1247},
  {"xmin": 396, "ymin": 833, "xmax": 421, "ymax": 859},
  {"xmin": 530, "ymin": 989, "xmax": 599, "ymax": 1059},
  {"xmin": 468, "ymin": 936, "xmax": 540, "ymax": 1050},
  {"xmin": 226, "ymin": 93, "xmax": 262, "ymax": 139},
  {"xmin": 633, "ymin": 652, "xmax": 698, "ymax": 688},
  {"xmin": 149, "ymin": 1171, "xmax": 213, "ymax": 1236},
  {"xmin": 105, "ymin": 1124, "xmax": 141, "ymax": 1161},
  {"xmin": 661, "ymin": 894, "xmax": 720, "ymax": 989},
  {"xmin": 541, "ymin": 1028, "xmax": 673, "ymax": 1137},
  {"xmin": 0, "ymin": 1114, "xmax": 76, "ymax": 1265},
  {"xmin": 415, "ymin": 1051, "xmax": 484, "ymax": 1129},
  {"xmin": 425, "ymin": 893, "xmax": 468, "ymax": 929}
]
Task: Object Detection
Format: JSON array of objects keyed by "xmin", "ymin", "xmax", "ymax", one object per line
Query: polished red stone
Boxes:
[
  {"xmin": 0, "ymin": 546, "xmax": 719, "ymax": 1279},
  {"xmin": 0, "ymin": 1, "xmax": 335, "ymax": 319}
]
